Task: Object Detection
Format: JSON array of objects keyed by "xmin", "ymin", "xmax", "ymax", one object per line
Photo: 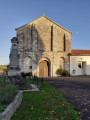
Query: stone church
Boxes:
[{"xmin": 8, "ymin": 15, "xmax": 72, "ymax": 77}]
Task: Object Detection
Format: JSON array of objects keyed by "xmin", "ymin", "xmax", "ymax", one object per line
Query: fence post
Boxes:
[
  {"xmin": 41, "ymin": 77, "xmax": 43, "ymax": 89},
  {"xmin": 34, "ymin": 75, "xmax": 35, "ymax": 80},
  {"xmin": 34, "ymin": 75, "xmax": 35, "ymax": 84},
  {"xmin": 37, "ymin": 77, "xmax": 38, "ymax": 86},
  {"xmin": 4, "ymin": 79, "xmax": 5, "ymax": 88}
]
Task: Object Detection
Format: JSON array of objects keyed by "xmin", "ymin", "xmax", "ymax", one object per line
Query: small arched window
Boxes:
[
  {"xmin": 51, "ymin": 26, "xmax": 53, "ymax": 51},
  {"xmin": 64, "ymin": 34, "xmax": 66, "ymax": 51},
  {"xmin": 60, "ymin": 57, "xmax": 65, "ymax": 70}
]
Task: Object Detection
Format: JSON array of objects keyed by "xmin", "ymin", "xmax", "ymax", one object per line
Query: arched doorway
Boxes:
[
  {"xmin": 39, "ymin": 59, "xmax": 50, "ymax": 77},
  {"xmin": 23, "ymin": 57, "xmax": 32, "ymax": 73}
]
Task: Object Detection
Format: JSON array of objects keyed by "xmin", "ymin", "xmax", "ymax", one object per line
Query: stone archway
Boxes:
[
  {"xmin": 39, "ymin": 58, "xmax": 50, "ymax": 77},
  {"xmin": 23, "ymin": 57, "xmax": 32, "ymax": 73},
  {"xmin": 59, "ymin": 57, "xmax": 65, "ymax": 70}
]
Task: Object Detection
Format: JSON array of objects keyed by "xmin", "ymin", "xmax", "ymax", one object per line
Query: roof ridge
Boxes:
[
  {"xmin": 15, "ymin": 15, "xmax": 72, "ymax": 33},
  {"xmin": 15, "ymin": 15, "xmax": 43, "ymax": 30},
  {"xmin": 71, "ymin": 49, "xmax": 90, "ymax": 50},
  {"xmin": 43, "ymin": 16, "xmax": 72, "ymax": 33},
  {"xmin": 71, "ymin": 49, "xmax": 90, "ymax": 54}
]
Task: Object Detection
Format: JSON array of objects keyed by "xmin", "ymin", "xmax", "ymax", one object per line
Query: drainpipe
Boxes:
[
  {"xmin": 52, "ymin": 65, "xmax": 53, "ymax": 77},
  {"xmin": 68, "ymin": 53, "xmax": 71, "ymax": 76}
]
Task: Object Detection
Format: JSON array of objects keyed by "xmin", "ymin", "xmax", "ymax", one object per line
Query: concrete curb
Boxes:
[
  {"xmin": 22, "ymin": 84, "xmax": 39, "ymax": 92},
  {"xmin": 22, "ymin": 89, "xmax": 39, "ymax": 92},
  {"xmin": 0, "ymin": 91, "xmax": 23, "ymax": 120}
]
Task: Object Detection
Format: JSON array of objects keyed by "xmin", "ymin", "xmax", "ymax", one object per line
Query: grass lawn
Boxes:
[
  {"xmin": 11, "ymin": 81, "xmax": 80, "ymax": 120},
  {"xmin": 0, "ymin": 77, "xmax": 5, "ymax": 82}
]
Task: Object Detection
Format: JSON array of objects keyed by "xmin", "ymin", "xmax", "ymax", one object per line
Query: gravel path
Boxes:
[{"xmin": 45, "ymin": 76, "xmax": 90, "ymax": 120}]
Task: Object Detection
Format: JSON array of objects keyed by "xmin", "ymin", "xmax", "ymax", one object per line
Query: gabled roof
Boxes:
[
  {"xmin": 15, "ymin": 15, "xmax": 72, "ymax": 33},
  {"xmin": 71, "ymin": 49, "xmax": 90, "ymax": 54}
]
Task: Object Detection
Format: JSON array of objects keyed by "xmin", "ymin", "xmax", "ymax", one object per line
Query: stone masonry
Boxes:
[
  {"xmin": 9, "ymin": 15, "xmax": 72, "ymax": 77},
  {"xmin": 8, "ymin": 37, "xmax": 20, "ymax": 76}
]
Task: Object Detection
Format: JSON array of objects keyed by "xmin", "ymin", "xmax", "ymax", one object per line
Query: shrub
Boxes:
[
  {"xmin": 56, "ymin": 68, "xmax": 63, "ymax": 75},
  {"xmin": 0, "ymin": 84, "xmax": 16, "ymax": 104},
  {"xmin": 21, "ymin": 72, "xmax": 26, "ymax": 77},
  {"xmin": 26, "ymin": 72, "xmax": 32, "ymax": 76},
  {"xmin": 56, "ymin": 69, "xmax": 69, "ymax": 76},
  {"xmin": 21, "ymin": 72, "xmax": 32, "ymax": 78},
  {"xmin": 61, "ymin": 70, "xmax": 69, "ymax": 76}
]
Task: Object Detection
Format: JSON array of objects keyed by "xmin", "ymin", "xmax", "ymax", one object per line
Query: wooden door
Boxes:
[{"xmin": 39, "ymin": 61, "xmax": 48, "ymax": 77}]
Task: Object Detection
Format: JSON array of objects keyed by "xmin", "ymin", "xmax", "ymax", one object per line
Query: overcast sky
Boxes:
[{"xmin": 0, "ymin": 0, "xmax": 90, "ymax": 65}]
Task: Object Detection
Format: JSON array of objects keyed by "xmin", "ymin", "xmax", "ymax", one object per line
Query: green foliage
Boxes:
[
  {"xmin": 56, "ymin": 68, "xmax": 63, "ymax": 75},
  {"xmin": 0, "ymin": 104, "xmax": 7, "ymax": 113},
  {"xmin": 62, "ymin": 70, "xmax": 69, "ymax": 76},
  {"xmin": 0, "ymin": 84, "xmax": 16, "ymax": 104},
  {"xmin": 21, "ymin": 72, "xmax": 25, "ymax": 77},
  {"xmin": 21, "ymin": 72, "xmax": 32, "ymax": 78},
  {"xmin": 0, "ymin": 78, "xmax": 5, "ymax": 82},
  {"xmin": 22, "ymin": 77, "xmax": 34, "ymax": 83},
  {"xmin": 56, "ymin": 68, "xmax": 69, "ymax": 76},
  {"xmin": 11, "ymin": 81, "xmax": 80, "ymax": 120}
]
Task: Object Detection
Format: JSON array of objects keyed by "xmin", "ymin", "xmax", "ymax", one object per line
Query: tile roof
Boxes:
[{"xmin": 71, "ymin": 49, "xmax": 90, "ymax": 54}]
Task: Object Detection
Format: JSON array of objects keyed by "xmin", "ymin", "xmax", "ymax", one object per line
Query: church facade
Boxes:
[{"xmin": 8, "ymin": 15, "xmax": 72, "ymax": 77}]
